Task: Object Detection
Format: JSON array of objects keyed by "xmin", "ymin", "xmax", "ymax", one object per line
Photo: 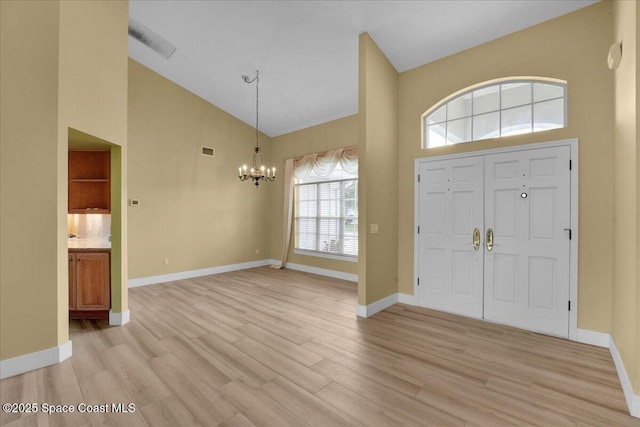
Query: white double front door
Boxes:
[{"xmin": 417, "ymin": 145, "xmax": 572, "ymax": 337}]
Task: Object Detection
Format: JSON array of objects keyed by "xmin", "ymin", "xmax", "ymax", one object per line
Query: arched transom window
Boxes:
[{"xmin": 422, "ymin": 78, "xmax": 567, "ymax": 148}]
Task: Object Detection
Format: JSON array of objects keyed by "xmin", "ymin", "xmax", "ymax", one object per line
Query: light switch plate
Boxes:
[
  {"xmin": 370, "ymin": 224, "xmax": 379, "ymax": 234},
  {"xmin": 129, "ymin": 199, "xmax": 140, "ymax": 207}
]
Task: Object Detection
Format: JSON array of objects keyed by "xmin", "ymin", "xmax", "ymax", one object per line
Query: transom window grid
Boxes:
[
  {"xmin": 295, "ymin": 171, "xmax": 358, "ymax": 259},
  {"xmin": 423, "ymin": 80, "xmax": 567, "ymax": 148}
]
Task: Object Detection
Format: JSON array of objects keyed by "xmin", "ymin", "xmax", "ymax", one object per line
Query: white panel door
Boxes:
[
  {"xmin": 418, "ymin": 157, "xmax": 484, "ymax": 318},
  {"xmin": 484, "ymin": 146, "xmax": 571, "ymax": 337}
]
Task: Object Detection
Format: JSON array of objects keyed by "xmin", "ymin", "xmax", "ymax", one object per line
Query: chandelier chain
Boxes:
[{"xmin": 238, "ymin": 69, "xmax": 275, "ymax": 186}]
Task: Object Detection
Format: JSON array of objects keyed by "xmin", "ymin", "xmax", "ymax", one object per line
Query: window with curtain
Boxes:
[{"xmin": 285, "ymin": 147, "xmax": 357, "ymax": 261}]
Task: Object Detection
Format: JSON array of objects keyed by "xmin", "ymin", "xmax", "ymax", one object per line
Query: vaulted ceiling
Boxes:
[{"xmin": 129, "ymin": 0, "xmax": 597, "ymax": 137}]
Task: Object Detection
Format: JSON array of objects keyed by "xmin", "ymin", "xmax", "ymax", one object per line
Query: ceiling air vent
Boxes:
[
  {"xmin": 128, "ymin": 18, "xmax": 177, "ymax": 59},
  {"xmin": 201, "ymin": 146, "xmax": 215, "ymax": 157}
]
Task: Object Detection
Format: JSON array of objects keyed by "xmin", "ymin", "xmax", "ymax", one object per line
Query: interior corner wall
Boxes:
[
  {"xmin": 637, "ymin": 0, "xmax": 640, "ymax": 395},
  {"xmin": 58, "ymin": 0, "xmax": 129, "ymax": 317},
  {"xmin": 269, "ymin": 115, "xmax": 359, "ymax": 275},
  {"xmin": 358, "ymin": 33, "xmax": 399, "ymax": 305},
  {"xmin": 127, "ymin": 60, "xmax": 272, "ymax": 279},
  {"xmin": 0, "ymin": 0, "xmax": 62, "ymax": 360},
  {"xmin": 397, "ymin": 1, "xmax": 615, "ymax": 333},
  {"xmin": 613, "ymin": 0, "xmax": 639, "ymax": 396}
]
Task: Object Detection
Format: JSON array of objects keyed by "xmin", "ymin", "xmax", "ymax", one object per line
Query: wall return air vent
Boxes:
[
  {"xmin": 128, "ymin": 18, "xmax": 177, "ymax": 59},
  {"xmin": 201, "ymin": 146, "xmax": 215, "ymax": 157}
]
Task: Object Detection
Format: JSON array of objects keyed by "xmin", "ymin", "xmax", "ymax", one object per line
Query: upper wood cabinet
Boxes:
[{"xmin": 68, "ymin": 150, "xmax": 110, "ymax": 213}]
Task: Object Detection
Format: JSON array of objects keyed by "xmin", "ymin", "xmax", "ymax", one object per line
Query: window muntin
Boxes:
[
  {"xmin": 423, "ymin": 80, "xmax": 566, "ymax": 148},
  {"xmin": 295, "ymin": 163, "xmax": 358, "ymax": 259}
]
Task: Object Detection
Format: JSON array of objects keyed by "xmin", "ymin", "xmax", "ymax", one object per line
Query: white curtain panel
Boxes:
[{"xmin": 273, "ymin": 146, "xmax": 358, "ymax": 269}]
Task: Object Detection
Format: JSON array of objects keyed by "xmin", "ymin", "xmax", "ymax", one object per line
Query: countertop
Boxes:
[{"xmin": 68, "ymin": 238, "xmax": 111, "ymax": 251}]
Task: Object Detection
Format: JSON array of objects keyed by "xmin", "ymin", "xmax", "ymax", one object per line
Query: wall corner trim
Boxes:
[
  {"xmin": 0, "ymin": 341, "xmax": 72, "ymax": 380},
  {"xmin": 356, "ymin": 292, "xmax": 415, "ymax": 318},
  {"xmin": 398, "ymin": 293, "xmax": 415, "ymax": 305},
  {"xmin": 356, "ymin": 293, "xmax": 399, "ymax": 318},
  {"xmin": 109, "ymin": 309, "xmax": 130, "ymax": 326}
]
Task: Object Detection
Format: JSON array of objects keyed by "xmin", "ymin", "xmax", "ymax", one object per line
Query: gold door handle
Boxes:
[
  {"xmin": 486, "ymin": 228, "xmax": 494, "ymax": 251},
  {"xmin": 472, "ymin": 228, "xmax": 480, "ymax": 250}
]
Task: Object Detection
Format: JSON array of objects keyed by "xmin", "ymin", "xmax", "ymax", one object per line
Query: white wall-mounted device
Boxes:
[{"xmin": 607, "ymin": 41, "xmax": 622, "ymax": 70}]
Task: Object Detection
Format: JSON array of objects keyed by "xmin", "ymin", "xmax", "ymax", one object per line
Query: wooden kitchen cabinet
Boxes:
[
  {"xmin": 69, "ymin": 250, "xmax": 110, "ymax": 319},
  {"xmin": 68, "ymin": 150, "xmax": 110, "ymax": 213}
]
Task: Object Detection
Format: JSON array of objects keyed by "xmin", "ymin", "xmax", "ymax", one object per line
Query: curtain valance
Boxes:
[{"xmin": 292, "ymin": 147, "xmax": 358, "ymax": 180}]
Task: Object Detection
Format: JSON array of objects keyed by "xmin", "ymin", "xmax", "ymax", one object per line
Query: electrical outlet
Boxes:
[
  {"xmin": 164, "ymin": 258, "xmax": 169, "ymax": 266},
  {"xmin": 255, "ymin": 248, "xmax": 260, "ymax": 254}
]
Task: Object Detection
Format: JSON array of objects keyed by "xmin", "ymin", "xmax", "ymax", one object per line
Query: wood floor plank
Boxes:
[
  {"xmin": 149, "ymin": 353, "xmax": 237, "ymax": 425},
  {"xmin": 0, "ymin": 372, "xmax": 37, "ymax": 426},
  {"xmin": 314, "ymin": 382, "xmax": 405, "ymax": 427},
  {"xmin": 34, "ymin": 359, "xmax": 91, "ymax": 427},
  {"xmin": 238, "ymin": 324, "xmax": 323, "ymax": 367},
  {"xmin": 76, "ymin": 370, "xmax": 147, "ymax": 427},
  {"xmin": 1, "ymin": 266, "xmax": 637, "ymax": 427},
  {"xmin": 160, "ymin": 334, "xmax": 232, "ymax": 388},
  {"xmin": 218, "ymin": 413, "xmax": 257, "ymax": 427},
  {"xmin": 194, "ymin": 332, "xmax": 278, "ymax": 387},
  {"xmin": 260, "ymin": 376, "xmax": 362, "ymax": 426},
  {"xmin": 102, "ymin": 344, "xmax": 172, "ymax": 407},
  {"xmin": 231, "ymin": 337, "xmax": 331, "ymax": 394},
  {"xmin": 311, "ymin": 358, "xmax": 466, "ymax": 426},
  {"xmin": 219, "ymin": 381, "xmax": 305, "ymax": 427},
  {"xmin": 138, "ymin": 395, "xmax": 201, "ymax": 427}
]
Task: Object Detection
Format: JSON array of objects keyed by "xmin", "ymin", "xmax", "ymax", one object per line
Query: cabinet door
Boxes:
[
  {"xmin": 76, "ymin": 252, "xmax": 110, "ymax": 310},
  {"xmin": 68, "ymin": 253, "xmax": 77, "ymax": 310}
]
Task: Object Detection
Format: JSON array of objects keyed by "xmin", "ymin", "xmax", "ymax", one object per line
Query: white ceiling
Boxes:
[{"xmin": 129, "ymin": 0, "xmax": 596, "ymax": 137}]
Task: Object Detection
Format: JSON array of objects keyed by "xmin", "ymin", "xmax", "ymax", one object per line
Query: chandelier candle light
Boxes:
[{"xmin": 238, "ymin": 70, "xmax": 276, "ymax": 186}]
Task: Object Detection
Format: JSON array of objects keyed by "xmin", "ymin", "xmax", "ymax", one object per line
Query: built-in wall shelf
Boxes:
[{"xmin": 68, "ymin": 150, "xmax": 110, "ymax": 213}]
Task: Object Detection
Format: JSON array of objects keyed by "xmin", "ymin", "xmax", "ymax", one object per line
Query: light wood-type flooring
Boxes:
[{"xmin": 1, "ymin": 267, "xmax": 638, "ymax": 426}]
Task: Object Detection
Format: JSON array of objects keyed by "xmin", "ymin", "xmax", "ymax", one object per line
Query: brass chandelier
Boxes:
[{"xmin": 238, "ymin": 70, "xmax": 276, "ymax": 186}]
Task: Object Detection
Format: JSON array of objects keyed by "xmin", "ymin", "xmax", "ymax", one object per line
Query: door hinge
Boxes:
[
  {"xmin": 569, "ymin": 160, "xmax": 572, "ymax": 170},
  {"xmin": 418, "ymin": 174, "xmax": 421, "ymax": 183},
  {"xmin": 417, "ymin": 277, "xmax": 420, "ymax": 286},
  {"xmin": 568, "ymin": 300, "xmax": 571, "ymax": 311},
  {"xmin": 417, "ymin": 226, "xmax": 420, "ymax": 234},
  {"xmin": 564, "ymin": 228, "xmax": 572, "ymax": 240}
]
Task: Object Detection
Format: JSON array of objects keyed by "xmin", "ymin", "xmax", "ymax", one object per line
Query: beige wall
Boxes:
[
  {"xmin": 637, "ymin": 0, "xmax": 640, "ymax": 395},
  {"xmin": 58, "ymin": 0, "xmax": 129, "ymax": 315},
  {"xmin": 0, "ymin": 0, "xmax": 128, "ymax": 361},
  {"xmin": 269, "ymin": 115, "xmax": 359, "ymax": 275},
  {"xmin": 358, "ymin": 33, "xmax": 399, "ymax": 305},
  {"xmin": 398, "ymin": 2, "xmax": 615, "ymax": 333},
  {"xmin": 1, "ymin": 0, "xmax": 62, "ymax": 360},
  {"xmin": 612, "ymin": 0, "xmax": 639, "ymax": 394},
  {"xmin": 128, "ymin": 60, "xmax": 272, "ymax": 279}
]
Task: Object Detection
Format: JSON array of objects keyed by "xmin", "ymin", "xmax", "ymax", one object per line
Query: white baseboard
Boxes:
[
  {"xmin": 576, "ymin": 328, "xmax": 610, "ymax": 348},
  {"xmin": 398, "ymin": 293, "xmax": 415, "ymax": 305},
  {"xmin": 277, "ymin": 260, "xmax": 358, "ymax": 283},
  {"xmin": 128, "ymin": 259, "xmax": 273, "ymax": 287},
  {"xmin": 0, "ymin": 341, "xmax": 72, "ymax": 380},
  {"xmin": 609, "ymin": 336, "xmax": 640, "ymax": 418},
  {"xmin": 109, "ymin": 309, "xmax": 130, "ymax": 326},
  {"xmin": 356, "ymin": 293, "xmax": 399, "ymax": 318},
  {"xmin": 576, "ymin": 328, "xmax": 639, "ymax": 418}
]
